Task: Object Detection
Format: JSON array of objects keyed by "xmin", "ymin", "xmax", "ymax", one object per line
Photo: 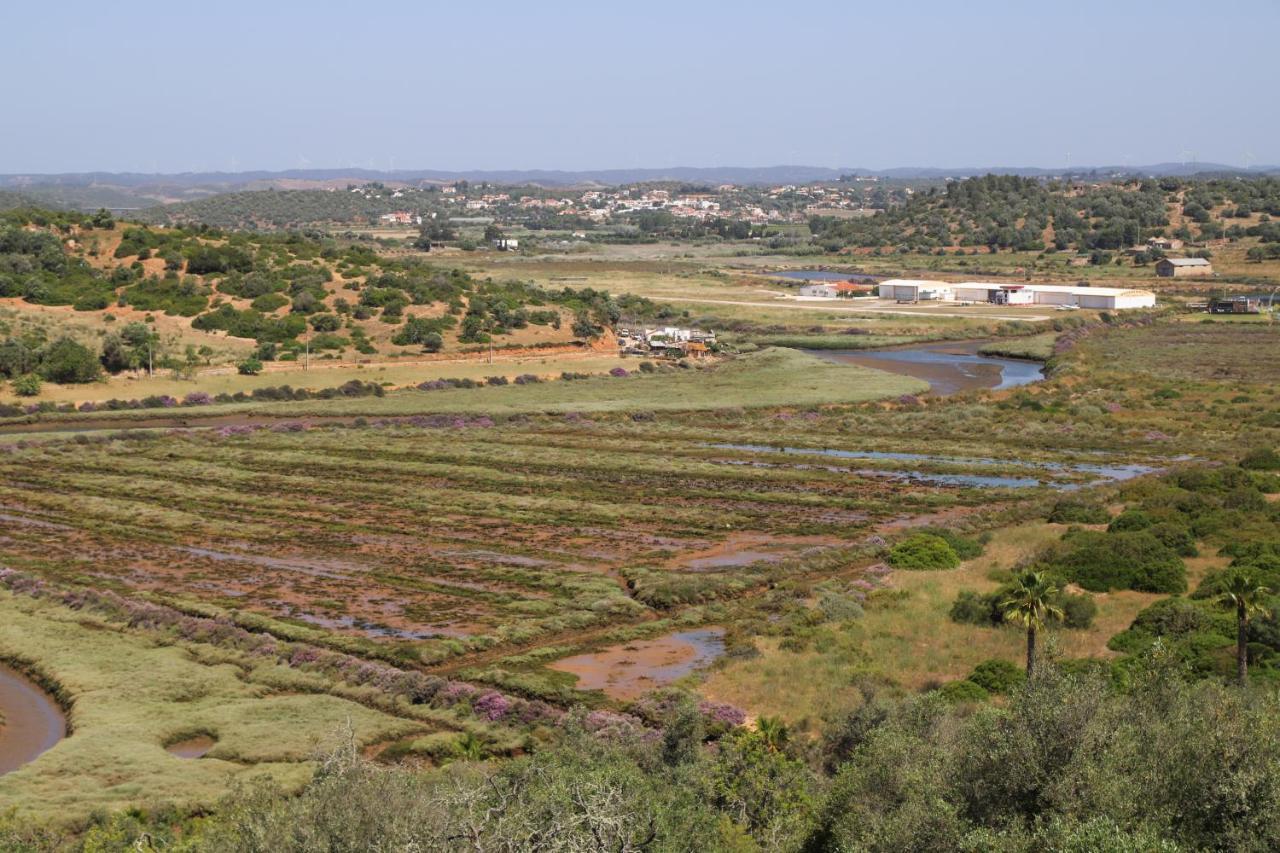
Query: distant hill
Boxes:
[
  {"xmin": 0, "ymin": 189, "xmax": 54, "ymax": 211},
  {"xmin": 4, "ymin": 162, "xmax": 1278, "ymax": 205},
  {"xmin": 133, "ymin": 188, "xmax": 435, "ymax": 229}
]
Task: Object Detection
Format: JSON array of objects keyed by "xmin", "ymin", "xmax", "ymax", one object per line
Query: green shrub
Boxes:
[
  {"xmin": 37, "ymin": 337, "xmax": 101, "ymax": 384},
  {"xmin": 968, "ymin": 659, "xmax": 1026, "ymax": 694},
  {"xmin": 1059, "ymin": 592, "xmax": 1098, "ymax": 629},
  {"xmin": 888, "ymin": 533, "xmax": 960, "ymax": 570},
  {"xmin": 1047, "ymin": 497, "xmax": 1111, "ymax": 525},
  {"xmin": 817, "ymin": 591, "xmax": 865, "ymax": 622},
  {"xmin": 237, "ymin": 357, "xmax": 263, "ymax": 376},
  {"xmin": 916, "ymin": 526, "xmax": 984, "ymax": 560},
  {"xmin": 1108, "ymin": 509, "xmax": 1153, "ymax": 532},
  {"xmin": 938, "ymin": 679, "xmax": 989, "ymax": 703},
  {"xmin": 11, "ymin": 373, "xmax": 41, "ymax": 396},
  {"xmin": 950, "ymin": 590, "xmax": 998, "ymax": 626},
  {"xmin": 1046, "ymin": 529, "xmax": 1186, "ymax": 593},
  {"xmin": 1148, "ymin": 522, "xmax": 1198, "ymax": 557},
  {"xmin": 1240, "ymin": 447, "xmax": 1280, "ymax": 471},
  {"xmin": 250, "ymin": 293, "xmax": 290, "ymax": 312}
]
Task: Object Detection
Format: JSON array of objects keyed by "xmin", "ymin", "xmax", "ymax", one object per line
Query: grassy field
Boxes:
[
  {"xmin": 0, "ymin": 593, "xmax": 419, "ymax": 819},
  {"xmin": 0, "ymin": 348, "xmax": 928, "ymax": 426}
]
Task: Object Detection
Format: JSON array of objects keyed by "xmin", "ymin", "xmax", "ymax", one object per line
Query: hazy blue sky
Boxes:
[{"xmin": 3, "ymin": 0, "xmax": 1276, "ymax": 173}]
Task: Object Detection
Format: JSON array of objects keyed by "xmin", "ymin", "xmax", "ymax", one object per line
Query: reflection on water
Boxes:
[
  {"xmin": 811, "ymin": 341, "xmax": 1045, "ymax": 395},
  {"xmin": 0, "ymin": 664, "xmax": 66, "ymax": 775}
]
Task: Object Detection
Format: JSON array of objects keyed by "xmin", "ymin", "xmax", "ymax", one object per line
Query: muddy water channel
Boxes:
[
  {"xmin": 549, "ymin": 629, "xmax": 726, "ymax": 700},
  {"xmin": 811, "ymin": 340, "xmax": 1044, "ymax": 396},
  {"xmin": 0, "ymin": 664, "xmax": 67, "ymax": 775},
  {"xmin": 708, "ymin": 444, "xmax": 1156, "ymax": 491}
]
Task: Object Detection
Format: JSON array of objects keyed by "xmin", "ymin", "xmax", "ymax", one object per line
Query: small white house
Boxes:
[{"xmin": 492, "ymin": 238, "xmax": 519, "ymax": 251}]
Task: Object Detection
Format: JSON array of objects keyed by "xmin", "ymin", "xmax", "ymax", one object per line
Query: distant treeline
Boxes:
[{"xmin": 809, "ymin": 174, "xmax": 1280, "ymax": 253}]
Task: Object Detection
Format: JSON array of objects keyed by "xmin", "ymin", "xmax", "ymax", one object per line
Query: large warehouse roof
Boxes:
[
  {"xmin": 880, "ymin": 279, "xmax": 1152, "ymax": 298},
  {"xmin": 954, "ymin": 282, "xmax": 1155, "ymax": 297}
]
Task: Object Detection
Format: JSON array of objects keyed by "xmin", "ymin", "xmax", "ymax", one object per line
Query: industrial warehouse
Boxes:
[{"xmin": 877, "ymin": 279, "xmax": 1157, "ymax": 310}]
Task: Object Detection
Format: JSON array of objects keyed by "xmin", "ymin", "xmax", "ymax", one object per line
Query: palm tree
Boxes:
[
  {"xmin": 1000, "ymin": 571, "xmax": 1064, "ymax": 679},
  {"xmin": 1216, "ymin": 570, "xmax": 1271, "ymax": 686},
  {"xmin": 756, "ymin": 716, "xmax": 788, "ymax": 753}
]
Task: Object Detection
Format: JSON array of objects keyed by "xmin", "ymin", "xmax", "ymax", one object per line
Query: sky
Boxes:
[{"xmin": 2, "ymin": 0, "xmax": 1277, "ymax": 174}]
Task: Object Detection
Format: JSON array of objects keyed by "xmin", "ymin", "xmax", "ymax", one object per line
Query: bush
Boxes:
[
  {"xmin": 817, "ymin": 590, "xmax": 865, "ymax": 622},
  {"xmin": 237, "ymin": 357, "xmax": 264, "ymax": 376},
  {"xmin": 916, "ymin": 526, "xmax": 983, "ymax": 560},
  {"xmin": 950, "ymin": 590, "xmax": 998, "ymax": 626},
  {"xmin": 888, "ymin": 533, "xmax": 960, "ymax": 570},
  {"xmin": 1059, "ymin": 592, "xmax": 1098, "ymax": 629},
  {"xmin": 250, "ymin": 293, "xmax": 290, "ymax": 312},
  {"xmin": 1046, "ymin": 529, "xmax": 1186, "ymax": 593},
  {"xmin": 1240, "ymin": 447, "xmax": 1280, "ymax": 471},
  {"xmin": 1149, "ymin": 522, "xmax": 1198, "ymax": 557},
  {"xmin": 11, "ymin": 373, "xmax": 41, "ymax": 396},
  {"xmin": 938, "ymin": 680, "xmax": 989, "ymax": 703},
  {"xmin": 37, "ymin": 338, "xmax": 102, "ymax": 384},
  {"xmin": 968, "ymin": 659, "xmax": 1026, "ymax": 694},
  {"xmin": 1108, "ymin": 509, "xmax": 1153, "ymax": 532},
  {"xmin": 1047, "ymin": 497, "xmax": 1111, "ymax": 525}
]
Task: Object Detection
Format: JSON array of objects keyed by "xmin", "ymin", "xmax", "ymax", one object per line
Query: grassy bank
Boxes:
[
  {"xmin": 976, "ymin": 332, "xmax": 1058, "ymax": 361},
  {"xmin": 0, "ymin": 594, "xmax": 419, "ymax": 821},
  {"xmin": 1, "ymin": 349, "xmax": 928, "ymax": 428}
]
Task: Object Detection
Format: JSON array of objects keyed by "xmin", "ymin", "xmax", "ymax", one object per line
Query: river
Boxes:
[
  {"xmin": 0, "ymin": 664, "xmax": 66, "ymax": 775},
  {"xmin": 809, "ymin": 340, "xmax": 1045, "ymax": 395}
]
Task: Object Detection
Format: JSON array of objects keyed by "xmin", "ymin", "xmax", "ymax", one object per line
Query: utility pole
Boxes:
[{"xmin": 305, "ymin": 333, "xmax": 311, "ymax": 371}]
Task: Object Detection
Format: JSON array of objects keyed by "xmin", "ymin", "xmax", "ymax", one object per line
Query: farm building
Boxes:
[
  {"xmin": 798, "ymin": 282, "xmax": 874, "ymax": 298},
  {"xmin": 1155, "ymin": 257, "xmax": 1213, "ymax": 278},
  {"xmin": 879, "ymin": 279, "xmax": 954, "ymax": 302},
  {"xmin": 1209, "ymin": 295, "xmax": 1264, "ymax": 314},
  {"xmin": 878, "ymin": 280, "xmax": 1156, "ymax": 310}
]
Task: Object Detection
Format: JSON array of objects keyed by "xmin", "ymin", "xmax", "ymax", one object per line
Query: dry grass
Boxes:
[
  {"xmin": 2, "ymin": 350, "xmax": 629, "ymax": 406},
  {"xmin": 702, "ymin": 520, "xmax": 1175, "ymax": 723}
]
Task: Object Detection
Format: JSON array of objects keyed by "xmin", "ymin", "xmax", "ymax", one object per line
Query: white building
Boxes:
[
  {"xmin": 878, "ymin": 279, "xmax": 1155, "ymax": 310},
  {"xmin": 880, "ymin": 279, "xmax": 954, "ymax": 302},
  {"xmin": 799, "ymin": 282, "xmax": 872, "ymax": 299}
]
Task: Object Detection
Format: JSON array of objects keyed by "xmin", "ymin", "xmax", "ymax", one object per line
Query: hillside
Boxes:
[
  {"xmin": 809, "ymin": 175, "xmax": 1280, "ymax": 256},
  {"xmin": 134, "ymin": 187, "xmax": 452, "ymax": 229},
  {"xmin": 0, "ymin": 207, "xmax": 678, "ymax": 398},
  {"xmin": 0, "ymin": 190, "xmax": 50, "ymax": 212}
]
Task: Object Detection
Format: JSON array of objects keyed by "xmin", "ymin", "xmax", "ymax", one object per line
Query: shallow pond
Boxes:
[
  {"xmin": 166, "ymin": 734, "xmax": 216, "ymax": 759},
  {"xmin": 810, "ymin": 340, "xmax": 1044, "ymax": 395},
  {"xmin": 0, "ymin": 664, "xmax": 67, "ymax": 775},
  {"xmin": 549, "ymin": 628, "xmax": 725, "ymax": 700}
]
